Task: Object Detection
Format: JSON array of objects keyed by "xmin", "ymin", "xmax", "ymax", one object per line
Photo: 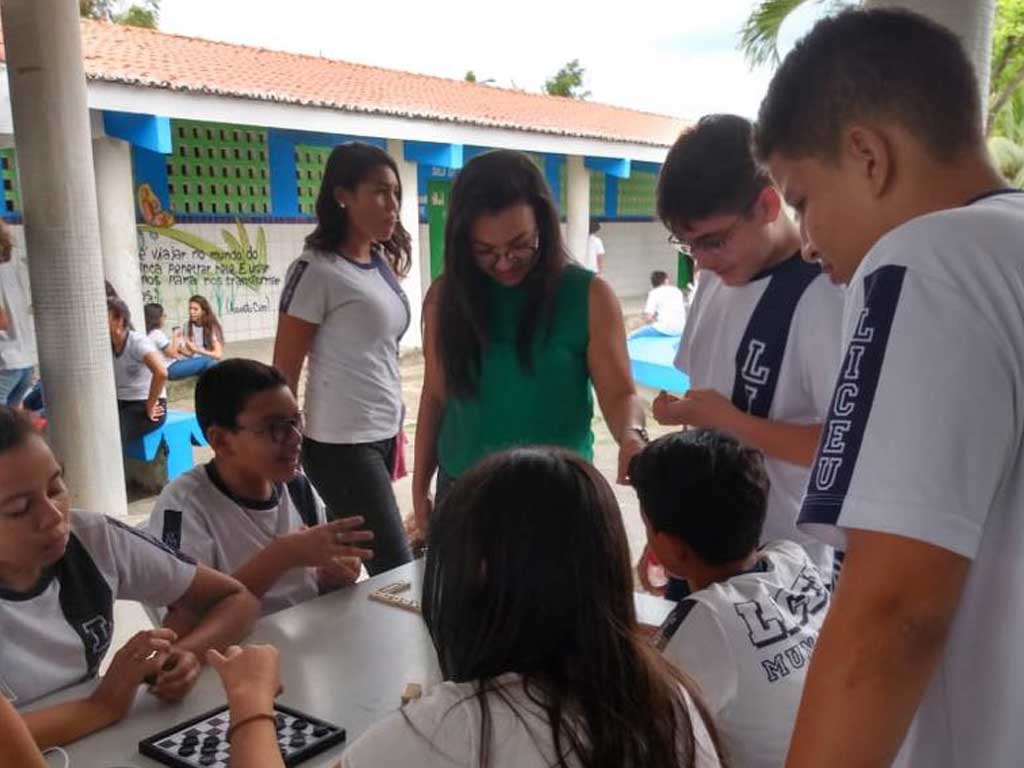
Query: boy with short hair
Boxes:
[
  {"xmin": 640, "ymin": 270, "xmax": 687, "ymax": 336},
  {"xmin": 651, "ymin": 114, "xmax": 843, "ymax": 578},
  {"xmin": 754, "ymin": 8, "xmax": 1024, "ymax": 767},
  {"xmin": 145, "ymin": 359, "xmax": 373, "ymax": 616},
  {"xmin": 632, "ymin": 430, "xmax": 829, "ymax": 768}
]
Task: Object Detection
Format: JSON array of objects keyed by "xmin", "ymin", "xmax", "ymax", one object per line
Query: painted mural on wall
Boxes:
[{"xmin": 136, "ymin": 183, "xmax": 280, "ymax": 327}]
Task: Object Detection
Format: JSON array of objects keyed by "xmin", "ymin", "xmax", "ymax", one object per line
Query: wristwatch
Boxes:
[{"xmin": 627, "ymin": 426, "xmax": 650, "ymax": 444}]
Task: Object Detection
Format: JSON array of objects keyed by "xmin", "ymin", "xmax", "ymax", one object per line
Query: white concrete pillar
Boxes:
[
  {"xmin": 387, "ymin": 139, "xmax": 423, "ymax": 351},
  {"xmin": 566, "ymin": 155, "xmax": 590, "ymax": 266},
  {"xmin": 93, "ymin": 136, "xmax": 145, "ymax": 324},
  {"xmin": 3, "ymin": 0, "xmax": 128, "ymax": 514},
  {"xmin": 866, "ymin": 0, "xmax": 996, "ymax": 126}
]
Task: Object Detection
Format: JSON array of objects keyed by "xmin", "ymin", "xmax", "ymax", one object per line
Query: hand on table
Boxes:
[
  {"xmin": 282, "ymin": 516, "xmax": 374, "ymax": 569},
  {"xmin": 317, "ymin": 555, "xmax": 362, "ymax": 591},
  {"xmin": 148, "ymin": 647, "xmax": 201, "ymax": 702},
  {"xmin": 90, "ymin": 629, "xmax": 176, "ymax": 721},
  {"xmin": 652, "ymin": 388, "xmax": 740, "ymax": 431}
]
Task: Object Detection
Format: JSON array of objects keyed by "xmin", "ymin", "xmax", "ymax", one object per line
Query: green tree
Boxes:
[
  {"xmin": 80, "ymin": 0, "xmax": 159, "ymax": 29},
  {"xmin": 739, "ymin": 0, "xmax": 1024, "ymax": 138},
  {"xmin": 465, "ymin": 70, "xmax": 477, "ymax": 83},
  {"xmin": 544, "ymin": 59, "xmax": 591, "ymax": 99}
]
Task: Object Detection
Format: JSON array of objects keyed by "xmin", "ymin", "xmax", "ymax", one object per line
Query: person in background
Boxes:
[
  {"xmin": 413, "ymin": 150, "xmax": 647, "ymax": 535},
  {"xmin": 108, "ymin": 297, "xmax": 166, "ymax": 444},
  {"xmin": 586, "ymin": 218, "xmax": 606, "ymax": 274},
  {"xmin": 0, "ymin": 221, "xmax": 36, "ymax": 408},
  {"xmin": 640, "ymin": 270, "xmax": 687, "ymax": 336},
  {"xmin": 184, "ymin": 294, "xmax": 225, "ymax": 363},
  {"xmin": 145, "ymin": 302, "xmax": 217, "ymax": 380},
  {"xmin": 274, "ymin": 142, "xmax": 413, "ymax": 575}
]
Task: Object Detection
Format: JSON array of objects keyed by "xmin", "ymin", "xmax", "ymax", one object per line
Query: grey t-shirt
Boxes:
[
  {"xmin": 279, "ymin": 248, "xmax": 410, "ymax": 443},
  {"xmin": 113, "ymin": 330, "xmax": 165, "ymax": 401},
  {"xmin": 0, "ymin": 261, "xmax": 36, "ymax": 370}
]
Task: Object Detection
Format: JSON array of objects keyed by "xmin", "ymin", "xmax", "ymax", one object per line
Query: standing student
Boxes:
[
  {"xmin": 755, "ymin": 8, "xmax": 1024, "ymax": 767},
  {"xmin": 651, "ymin": 114, "xmax": 843, "ymax": 579},
  {"xmin": 274, "ymin": 142, "xmax": 413, "ymax": 575},
  {"xmin": 0, "ymin": 221, "xmax": 36, "ymax": 408},
  {"xmin": 0, "ymin": 406, "xmax": 259, "ymax": 748},
  {"xmin": 108, "ymin": 297, "xmax": 167, "ymax": 444},
  {"xmin": 413, "ymin": 151, "xmax": 647, "ymax": 533},
  {"xmin": 586, "ymin": 218, "xmax": 605, "ymax": 273}
]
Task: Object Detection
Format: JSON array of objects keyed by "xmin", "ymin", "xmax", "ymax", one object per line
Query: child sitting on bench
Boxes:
[
  {"xmin": 0, "ymin": 406, "xmax": 259, "ymax": 749},
  {"xmin": 145, "ymin": 359, "xmax": 374, "ymax": 616}
]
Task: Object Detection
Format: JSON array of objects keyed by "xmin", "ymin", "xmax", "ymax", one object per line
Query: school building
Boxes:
[{"xmin": 0, "ymin": 18, "xmax": 689, "ymax": 351}]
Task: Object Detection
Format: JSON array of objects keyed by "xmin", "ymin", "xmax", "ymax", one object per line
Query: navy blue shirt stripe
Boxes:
[
  {"xmin": 800, "ymin": 265, "xmax": 907, "ymax": 526},
  {"xmin": 278, "ymin": 259, "xmax": 309, "ymax": 314},
  {"xmin": 731, "ymin": 255, "xmax": 821, "ymax": 418}
]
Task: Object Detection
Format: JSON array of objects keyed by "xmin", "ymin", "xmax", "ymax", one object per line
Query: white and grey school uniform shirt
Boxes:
[
  {"xmin": 279, "ymin": 248, "xmax": 410, "ymax": 444},
  {"xmin": 799, "ymin": 190, "xmax": 1024, "ymax": 768},
  {"xmin": 113, "ymin": 329, "xmax": 165, "ymax": 401},
  {"xmin": 145, "ymin": 463, "xmax": 326, "ymax": 616},
  {"xmin": 0, "ymin": 509, "xmax": 196, "ymax": 706},
  {"xmin": 676, "ymin": 256, "xmax": 843, "ymax": 575},
  {"xmin": 0, "ymin": 261, "xmax": 35, "ymax": 371},
  {"xmin": 148, "ymin": 327, "xmax": 174, "ymax": 365},
  {"xmin": 655, "ymin": 540, "xmax": 829, "ymax": 768},
  {"xmin": 341, "ymin": 672, "xmax": 722, "ymax": 768}
]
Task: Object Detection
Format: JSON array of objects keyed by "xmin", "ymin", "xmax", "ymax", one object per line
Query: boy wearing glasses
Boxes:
[
  {"xmin": 145, "ymin": 359, "xmax": 373, "ymax": 616},
  {"xmin": 650, "ymin": 114, "xmax": 842, "ymax": 580}
]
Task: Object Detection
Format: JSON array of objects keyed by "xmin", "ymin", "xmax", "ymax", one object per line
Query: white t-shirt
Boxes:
[
  {"xmin": 644, "ymin": 283, "xmax": 687, "ymax": 335},
  {"xmin": 799, "ymin": 190, "xmax": 1024, "ymax": 768},
  {"xmin": 656, "ymin": 540, "xmax": 829, "ymax": 768},
  {"xmin": 0, "ymin": 510, "xmax": 196, "ymax": 706},
  {"xmin": 0, "ymin": 261, "xmax": 36, "ymax": 370},
  {"xmin": 676, "ymin": 256, "xmax": 843, "ymax": 575},
  {"xmin": 113, "ymin": 330, "xmax": 165, "ymax": 401},
  {"xmin": 585, "ymin": 234, "xmax": 605, "ymax": 273},
  {"xmin": 145, "ymin": 464, "xmax": 326, "ymax": 616},
  {"xmin": 341, "ymin": 672, "xmax": 721, "ymax": 768},
  {"xmin": 148, "ymin": 328, "xmax": 174, "ymax": 365},
  {"xmin": 280, "ymin": 248, "xmax": 410, "ymax": 443}
]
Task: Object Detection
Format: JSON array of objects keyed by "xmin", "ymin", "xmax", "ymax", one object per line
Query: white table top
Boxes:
[{"xmin": 30, "ymin": 560, "xmax": 674, "ymax": 767}]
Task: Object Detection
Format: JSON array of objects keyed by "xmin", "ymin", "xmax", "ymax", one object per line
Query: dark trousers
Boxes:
[
  {"xmin": 118, "ymin": 398, "xmax": 167, "ymax": 445},
  {"xmin": 302, "ymin": 435, "xmax": 412, "ymax": 576}
]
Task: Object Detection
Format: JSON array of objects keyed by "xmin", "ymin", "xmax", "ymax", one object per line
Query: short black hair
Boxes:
[
  {"xmin": 755, "ymin": 8, "xmax": 982, "ymax": 163},
  {"xmin": 650, "ymin": 270, "xmax": 669, "ymax": 288},
  {"xmin": 194, "ymin": 358, "xmax": 287, "ymax": 438},
  {"xmin": 631, "ymin": 430, "xmax": 768, "ymax": 565},
  {"xmin": 656, "ymin": 114, "xmax": 771, "ymax": 232},
  {"xmin": 589, "ymin": 219, "xmax": 601, "ymax": 234},
  {"xmin": 0, "ymin": 406, "xmax": 38, "ymax": 456},
  {"xmin": 143, "ymin": 303, "xmax": 164, "ymax": 334}
]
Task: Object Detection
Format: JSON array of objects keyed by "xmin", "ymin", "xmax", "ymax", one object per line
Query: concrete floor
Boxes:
[{"xmin": 111, "ymin": 296, "xmax": 674, "ymax": 663}]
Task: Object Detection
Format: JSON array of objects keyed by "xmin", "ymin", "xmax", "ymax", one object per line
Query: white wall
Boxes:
[{"xmin": 597, "ymin": 221, "xmax": 678, "ymax": 299}]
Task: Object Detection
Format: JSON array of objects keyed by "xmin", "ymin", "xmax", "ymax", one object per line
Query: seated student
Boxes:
[
  {"xmin": 184, "ymin": 294, "xmax": 225, "ymax": 363},
  {"xmin": 145, "ymin": 302, "xmax": 218, "ymax": 381},
  {"xmin": 108, "ymin": 297, "xmax": 167, "ymax": 444},
  {"xmin": 639, "ymin": 270, "xmax": 687, "ymax": 337},
  {"xmin": 145, "ymin": 359, "xmax": 374, "ymax": 616},
  {"xmin": 207, "ymin": 447, "xmax": 725, "ymax": 768},
  {"xmin": 0, "ymin": 406, "xmax": 260, "ymax": 749},
  {"xmin": 631, "ymin": 429, "xmax": 829, "ymax": 768}
]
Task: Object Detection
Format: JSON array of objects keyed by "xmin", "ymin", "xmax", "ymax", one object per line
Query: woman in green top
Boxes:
[{"xmin": 413, "ymin": 150, "xmax": 647, "ymax": 532}]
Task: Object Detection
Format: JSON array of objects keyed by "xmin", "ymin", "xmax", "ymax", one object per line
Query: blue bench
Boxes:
[
  {"xmin": 123, "ymin": 409, "xmax": 208, "ymax": 481},
  {"xmin": 627, "ymin": 329, "xmax": 691, "ymax": 394}
]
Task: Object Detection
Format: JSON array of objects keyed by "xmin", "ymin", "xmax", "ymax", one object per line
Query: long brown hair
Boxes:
[
  {"xmin": 304, "ymin": 142, "xmax": 412, "ymax": 278},
  {"xmin": 187, "ymin": 294, "xmax": 223, "ymax": 350},
  {"xmin": 422, "ymin": 447, "xmax": 724, "ymax": 768},
  {"xmin": 437, "ymin": 150, "xmax": 567, "ymax": 399}
]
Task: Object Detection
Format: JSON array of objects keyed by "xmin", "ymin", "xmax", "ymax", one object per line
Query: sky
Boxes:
[{"xmin": 155, "ymin": 0, "xmax": 823, "ymax": 121}]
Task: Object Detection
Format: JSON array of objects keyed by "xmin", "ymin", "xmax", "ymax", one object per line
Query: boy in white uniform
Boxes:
[
  {"xmin": 641, "ymin": 270, "xmax": 687, "ymax": 336},
  {"xmin": 0, "ymin": 407, "xmax": 259, "ymax": 749},
  {"xmin": 756, "ymin": 9, "xmax": 1024, "ymax": 767},
  {"xmin": 146, "ymin": 359, "xmax": 374, "ymax": 615},
  {"xmin": 632, "ymin": 430, "xmax": 829, "ymax": 768},
  {"xmin": 651, "ymin": 114, "xmax": 843, "ymax": 580}
]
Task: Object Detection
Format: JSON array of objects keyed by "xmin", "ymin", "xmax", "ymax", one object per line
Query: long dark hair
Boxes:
[
  {"xmin": 422, "ymin": 448, "xmax": 722, "ymax": 768},
  {"xmin": 438, "ymin": 150, "xmax": 567, "ymax": 399},
  {"xmin": 304, "ymin": 142, "xmax": 412, "ymax": 278},
  {"xmin": 187, "ymin": 294, "xmax": 224, "ymax": 350}
]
